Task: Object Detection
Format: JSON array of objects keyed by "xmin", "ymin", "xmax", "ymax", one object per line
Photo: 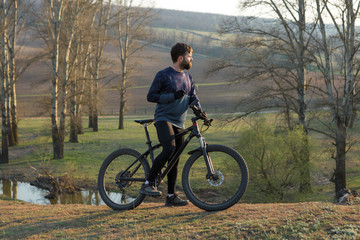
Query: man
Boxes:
[{"xmin": 140, "ymin": 42, "xmax": 204, "ymax": 207}]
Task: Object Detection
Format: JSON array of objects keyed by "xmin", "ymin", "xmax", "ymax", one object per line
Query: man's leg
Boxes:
[
  {"xmin": 140, "ymin": 121, "xmax": 176, "ymax": 196},
  {"xmin": 165, "ymin": 125, "xmax": 188, "ymax": 206},
  {"xmin": 167, "ymin": 125, "xmax": 184, "ymax": 194}
]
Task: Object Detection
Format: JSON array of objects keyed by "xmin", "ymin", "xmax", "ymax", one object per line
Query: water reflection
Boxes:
[{"xmin": 0, "ymin": 179, "xmax": 104, "ymax": 205}]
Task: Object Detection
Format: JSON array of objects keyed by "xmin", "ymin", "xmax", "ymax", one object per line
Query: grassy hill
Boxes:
[
  {"xmin": 15, "ymin": 9, "xmax": 241, "ymax": 118},
  {"xmin": 1, "ymin": 198, "xmax": 359, "ymax": 239}
]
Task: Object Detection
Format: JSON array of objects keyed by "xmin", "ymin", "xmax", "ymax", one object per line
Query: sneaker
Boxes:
[
  {"xmin": 139, "ymin": 183, "xmax": 162, "ymax": 197},
  {"xmin": 165, "ymin": 193, "xmax": 189, "ymax": 207}
]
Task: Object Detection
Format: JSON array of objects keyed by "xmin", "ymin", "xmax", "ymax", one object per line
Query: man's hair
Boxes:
[{"xmin": 170, "ymin": 43, "xmax": 193, "ymax": 63}]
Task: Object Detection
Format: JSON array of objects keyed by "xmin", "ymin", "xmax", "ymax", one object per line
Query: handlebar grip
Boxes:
[{"xmin": 204, "ymin": 118, "xmax": 213, "ymax": 126}]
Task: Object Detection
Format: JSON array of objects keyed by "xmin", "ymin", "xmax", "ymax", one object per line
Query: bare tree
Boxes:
[
  {"xmin": 32, "ymin": 0, "xmax": 107, "ymax": 156},
  {"xmin": 48, "ymin": 0, "xmax": 93, "ymax": 153},
  {"xmin": 112, "ymin": 0, "xmax": 155, "ymax": 129},
  {"xmin": 215, "ymin": 0, "xmax": 360, "ymax": 198},
  {"xmin": 68, "ymin": 0, "xmax": 98, "ymax": 143},
  {"xmin": 6, "ymin": 0, "xmax": 18, "ymax": 147},
  {"xmin": 36, "ymin": 0, "xmax": 79, "ymax": 158},
  {"xmin": 76, "ymin": 5, "xmax": 98, "ymax": 135},
  {"xmin": 1, "ymin": 0, "xmax": 22, "ymax": 162},
  {"xmin": 88, "ymin": 0, "xmax": 112, "ymax": 132},
  {"xmin": 47, "ymin": 0, "xmax": 66, "ymax": 159},
  {"xmin": 308, "ymin": 0, "xmax": 360, "ymax": 198},
  {"xmin": 1, "ymin": 1, "xmax": 41, "ymax": 163},
  {"xmin": 0, "ymin": 0, "xmax": 10, "ymax": 163},
  {"xmin": 211, "ymin": 0, "xmax": 314, "ymax": 193}
]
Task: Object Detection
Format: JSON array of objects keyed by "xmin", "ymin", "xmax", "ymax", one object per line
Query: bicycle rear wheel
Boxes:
[
  {"xmin": 98, "ymin": 148, "xmax": 150, "ymax": 210},
  {"xmin": 182, "ymin": 144, "xmax": 248, "ymax": 211}
]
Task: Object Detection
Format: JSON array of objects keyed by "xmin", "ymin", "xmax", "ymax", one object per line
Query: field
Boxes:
[
  {"xmin": 1, "ymin": 115, "xmax": 359, "ymax": 204},
  {"xmin": 16, "ymin": 29, "xmax": 245, "ymax": 118},
  {"xmin": 1, "ymin": 198, "xmax": 359, "ymax": 239},
  {"xmin": 1, "ymin": 116, "xmax": 244, "ymax": 189}
]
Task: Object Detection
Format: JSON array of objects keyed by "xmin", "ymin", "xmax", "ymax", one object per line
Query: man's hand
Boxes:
[
  {"xmin": 174, "ymin": 90, "xmax": 186, "ymax": 99},
  {"xmin": 193, "ymin": 108, "xmax": 207, "ymax": 119}
]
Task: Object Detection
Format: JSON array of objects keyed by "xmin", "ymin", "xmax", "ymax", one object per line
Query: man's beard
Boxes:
[{"xmin": 181, "ymin": 59, "xmax": 192, "ymax": 70}]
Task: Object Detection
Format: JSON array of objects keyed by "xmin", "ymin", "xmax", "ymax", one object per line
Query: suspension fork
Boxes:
[{"xmin": 198, "ymin": 134, "xmax": 216, "ymax": 179}]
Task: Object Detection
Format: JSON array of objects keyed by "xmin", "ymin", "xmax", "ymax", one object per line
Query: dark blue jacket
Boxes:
[{"xmin": 147, "ymin": 67, "xmax": 200, "ymax": 128}]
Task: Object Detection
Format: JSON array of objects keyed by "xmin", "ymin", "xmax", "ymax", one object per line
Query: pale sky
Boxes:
[{"xmin": 150, "ymin": 0, "xmax": 241, "ymax": 16}]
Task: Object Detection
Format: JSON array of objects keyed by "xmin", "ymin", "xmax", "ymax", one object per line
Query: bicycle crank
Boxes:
[{"xmin": 115, "ymin": 171, "xmax": 132, "ymax": 189}]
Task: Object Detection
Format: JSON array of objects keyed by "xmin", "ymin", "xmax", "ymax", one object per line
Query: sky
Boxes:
[{"xmin": 150, "ymin": 0, "xmax": 241, "ymax": 16}]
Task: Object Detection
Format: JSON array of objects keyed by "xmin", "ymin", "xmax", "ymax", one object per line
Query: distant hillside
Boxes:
[
  {"xmin": 14, "ymin": 5, "xmax": 246, "ymax": 117},
  {"xmin": 150, "ymin": 9, "xmax": 233, "ymax": 32}
]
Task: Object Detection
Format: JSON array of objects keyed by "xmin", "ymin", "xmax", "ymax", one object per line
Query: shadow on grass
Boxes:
[{"xmin": 1, "ymin": 210, "xmax": 119, "ymax": 239}]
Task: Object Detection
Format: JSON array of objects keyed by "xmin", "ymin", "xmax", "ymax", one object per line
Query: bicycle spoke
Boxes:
[
  {"xmin": 98, "ymin": 148, "xmax": 150, "ymax": 210},
  {"xmin": 183, "ymin": 145, "xmax": 248, "ymax": 211}
]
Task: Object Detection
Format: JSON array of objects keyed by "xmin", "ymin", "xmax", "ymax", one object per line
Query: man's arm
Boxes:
[
  {"xmin": 188, "ymin": 75, "xmax": 201, "ymax": 109},
  {"xmin": 147, "ymin": 73, "xmax": 175, "ymax": 104}
]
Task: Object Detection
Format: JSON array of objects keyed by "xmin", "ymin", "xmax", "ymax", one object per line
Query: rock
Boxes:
[{"xmin": 337, "ymin": 188, "xmax": 360, "ymax": 204}]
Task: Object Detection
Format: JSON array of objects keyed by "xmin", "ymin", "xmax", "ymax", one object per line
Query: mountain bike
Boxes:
[{"xmin": 97, "ymin": 102, "xmax": 249, "ymax": 211}]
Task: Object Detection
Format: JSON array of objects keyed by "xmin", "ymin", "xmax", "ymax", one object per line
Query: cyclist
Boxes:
[{"xmin": 140, "ymin": 42, "xmax": 205, "ymax": 207}]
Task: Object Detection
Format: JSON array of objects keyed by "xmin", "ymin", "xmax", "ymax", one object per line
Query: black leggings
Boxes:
[{"xmin": 147, "ymin": 121, "xmax": 184, "ymax": 194}]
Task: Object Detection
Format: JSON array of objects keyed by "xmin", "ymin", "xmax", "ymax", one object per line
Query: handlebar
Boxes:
[{"xmin": 189, "ymin": 100, "xmax": 213, "ymax": 127}]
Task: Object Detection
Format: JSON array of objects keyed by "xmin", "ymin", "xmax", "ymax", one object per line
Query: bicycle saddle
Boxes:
[{"xmin": 134, "ymin": 119, "xmax": 155, "ymax": 125}]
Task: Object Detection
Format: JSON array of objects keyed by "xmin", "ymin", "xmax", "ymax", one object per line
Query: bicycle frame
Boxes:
[{"xmin": 120, "ymin": 117, "xmax": 216, "ymax": 184}]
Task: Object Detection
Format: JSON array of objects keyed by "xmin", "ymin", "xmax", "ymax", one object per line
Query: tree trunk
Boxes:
[
  {"xmin": 1, "ymin": 0, "xmax": 9, "ymax": 163},
  {"xmin": 93, "ymin": 112, "xmax": 98, "ymax": 132},
  {"xmin": 52, "ymin": 124, "xmax": 64, "ymax": 159},
  {"xmin": 76, "ymin": 111, "xmax": 83, "ymax": 134},
  {"xmin": 334, "ymin": 122, "xmax": 347, "ymax": 198},
  {"xmin": 69, "ymin": 82, "xmax": 78, "ymax": 142},
  {"xmin": 88, "ymin": 79, "xmax": 94, "ymax": 128},
  {"xmin": 299, "ymin": 135, "xmax": 312, "ymax": 193},
  {"xmin": 92, "ymin": 77, "xmax": 98, "ymax": 132},
  {"xmin": 49, "ymin": 0, "xmax": 64, "ymax": 159},
  {"xmin": 8, "ymin": 0, "xmax": 18, "ymax": 146},
  {"xmin": 1, "ymin": 83, "xmax": 9, "ymax": 164},
  {"xmin": 5, "ymin": 64, "xmax": 15, "ymax": 148},
  {"xmin": 297, "ymin": 0, "xmax": 311, "ymax": 193},
  {"xmin": 10, "ymin": 82, "xmax": 18, "ymax": 145},
  {"xmin": 88, "ymin": 110, "xmax": 94, "ymax": 128},
  {"xmin": 6, "ymin": 75, "xmax": 14, "ymax": 147},
  {"xmin": 119, "ymin": 98, "xmax": 124, "ymax": 129},
  {"xmin": 119, "ymin": 87, "xmax": 125, "ymax": 129},
  {"xmin": 10, "ymin": 0, "xmax": 18, "ymax": 145}
]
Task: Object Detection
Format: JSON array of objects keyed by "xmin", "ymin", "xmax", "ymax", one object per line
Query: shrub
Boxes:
[{"xmin": 238, "ymin": 118, "xmax": 310, "ymax": 202}]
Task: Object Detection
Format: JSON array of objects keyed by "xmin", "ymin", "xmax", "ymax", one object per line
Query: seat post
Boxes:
[
  {"xmin": 144, "ymin": 124, "xmax": 152, "ymax": 147},
  {"xmin": 144, "ymin": 124, "xmax": 155, "ymax": 162}
]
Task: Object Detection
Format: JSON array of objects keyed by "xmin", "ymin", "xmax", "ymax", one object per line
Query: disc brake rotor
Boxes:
[{"xmin": 208, "ymin": 170, "xmax": 224, "ymax": 186}]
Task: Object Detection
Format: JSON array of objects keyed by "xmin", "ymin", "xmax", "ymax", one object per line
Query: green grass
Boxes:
[
  {"xmin": 5, "ymin": 115, "xmax": 242, "ymax": 188},
  {"xmin": 2, "ymin": 115, "xmax": 360, "ymax": 203},
  {"xmin": 1, "ymin": 199, "xmax": 359, "ymax": 239}
]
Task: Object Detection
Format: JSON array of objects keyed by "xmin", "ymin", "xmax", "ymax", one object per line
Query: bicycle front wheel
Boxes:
[
  {"xmin": 182, "ymin": 144, "xmax": 249, "ymax": 211},
  {"xmin": 98, "ymin": 148, "xmax": 150, "ymax": 210}
]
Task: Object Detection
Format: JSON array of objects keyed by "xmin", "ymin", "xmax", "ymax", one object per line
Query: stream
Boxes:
[{"xmin": 0, "ymin": 179, "xmax": 105, "ymax": 205}]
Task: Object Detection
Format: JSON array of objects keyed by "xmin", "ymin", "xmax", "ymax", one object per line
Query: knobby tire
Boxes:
[
  {"xmin": 98, "ymin": 148, "xmax": 150, "ymax": 210},
  {"xmin": 182, "ymin": 144, "xmax": 249, "ymax": 211}
]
